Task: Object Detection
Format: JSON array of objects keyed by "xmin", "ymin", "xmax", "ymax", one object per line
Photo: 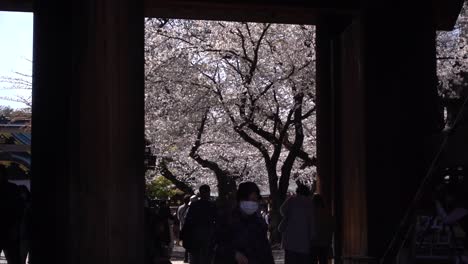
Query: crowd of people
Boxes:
[
  {"xmin": 2, "ymin": 167, "xmax": 466, "ymax": 264},
  {"xmin": 0, "ymin": 165, "xmax": 31, "ymax": 264},
  {"xmin": 150, "ymin": 182, "xmax": 335, "ymax": 264},
  {"xmin": 144, "ymin": 198, "xmax": 176, "ymax": 264},
  {"xmin": 149, "ymin": 180, "xmax": 468, "ymax": 264}
]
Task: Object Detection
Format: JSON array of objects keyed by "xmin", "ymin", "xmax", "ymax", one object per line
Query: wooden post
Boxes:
[
  {"xmin": 317, "ymin": 4, "xmax": 441, "ymax": 261},
  {"xmin": 362, "ymin": 4, "xmax": 441, "ymax": 258},
  {"xmin": 33, "ymin": 0, "xmax": 145, "ymax": 263},
  {"xmin": 317, "ymin": 17, "xmax": 369, "ymax": 262}
]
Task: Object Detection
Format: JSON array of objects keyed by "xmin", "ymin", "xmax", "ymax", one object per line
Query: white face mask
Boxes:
[{"xmin": 240, "ymin": 201, "xmax": 259, "ymax": 215}]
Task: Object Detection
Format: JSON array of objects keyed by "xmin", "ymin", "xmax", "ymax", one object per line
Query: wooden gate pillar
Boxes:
[
  {"xmin": 316, "ymin": 3, "xmax": 442, "ymax": 262},
  {"xmin": 363, "ymin": 4, "xmax": 441, "ymax": 258},
  {"xmin": 33, "ymin": 1, "xmax": 145, "ymax": 263}
]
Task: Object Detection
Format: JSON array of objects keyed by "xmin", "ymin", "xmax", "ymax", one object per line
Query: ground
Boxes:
[
  {"xmin": 1, "ymin": 246, "xmax": 285, "ymax": 264},
  {"xmin": 171, "ymin": 245, "xmax": 285, "ymax": 264}
]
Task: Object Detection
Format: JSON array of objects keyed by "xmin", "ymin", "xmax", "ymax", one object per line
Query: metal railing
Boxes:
[
  {"xmin": 414, "ymin": 215, "xmax": 466, "ymax": 263},
  {"xmin": 380, "ymin": 95, "xmax": 468, "ymax": 264}
]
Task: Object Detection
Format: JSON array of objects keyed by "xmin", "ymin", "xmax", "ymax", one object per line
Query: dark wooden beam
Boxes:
[
  {"xmin": 0, "ymin": 0, "xmax": 464, "ymax": 30},
  {"xmin": 432, "ymin": 0, "xmax": 465, "ymax": 31},
  {"xmin": 0, "ymin": 0, "xmax": 33, "ymax": 12},
  {"xmin": 144, "ymin": 0, "xmax": 358, "ymax": 24},
  {"xmin": 144, "ymin": 0, "xmax": 465, "ymax": 30}
]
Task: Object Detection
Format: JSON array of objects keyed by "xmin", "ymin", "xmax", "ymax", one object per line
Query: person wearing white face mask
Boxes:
[
  {"xmin": 212, "ymin": 182, "xmax": 274, "ymax": 264},
  {"xmin": 239, "ymin": 200, "xmax": 259, "ymax": 215}
]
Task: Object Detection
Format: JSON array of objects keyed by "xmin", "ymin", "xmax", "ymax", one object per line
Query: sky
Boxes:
[{"xmin": 0, "ymin": 11, "xmax": 33, "ymax": 109}]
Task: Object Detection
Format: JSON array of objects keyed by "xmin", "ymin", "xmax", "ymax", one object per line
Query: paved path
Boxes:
[
  {"xmin": 1, "ymin": 246, "xmax": 285, "ymax": 264},
  {"xmin": 170, "ymin": 245, "xmax": 285, "ymax": 264}
]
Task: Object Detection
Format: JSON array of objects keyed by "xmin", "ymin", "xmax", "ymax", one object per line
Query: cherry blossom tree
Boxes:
[
  {"xmin": 145, "ymin": 20, "xmax": 317, "ymax": 239},
  {"xmin": 437, "ymin": 2, "xmax": 468, "ymax": 127}
]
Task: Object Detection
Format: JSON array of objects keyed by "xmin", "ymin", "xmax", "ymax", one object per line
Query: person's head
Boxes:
[
  {"xmin": 0, "ymin": 164, "xmax": 7, "ymax": 184},
  {"xmin": 183, "ymin": 194, "xmax": 191, "ymax": 205},
  {"xmin": 237, "ymin": 182, "xmax": 261, "ymax": 215},
  {"xmin": 313, "ymin": 193, "xmax": 325, "ymax": 208},
  {"xmin": 199, "ymin": 185, "xmax": 211, "ymax": 200},
  {"xmin": 296, "ymin": 184, "xmax": 311, "ymax": 197}
]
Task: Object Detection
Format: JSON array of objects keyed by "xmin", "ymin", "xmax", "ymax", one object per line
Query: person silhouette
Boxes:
[
  {"xmin": 0, "ymin": 165, "xmax": 25, "ymax": 264},
  {"xmin": 310, "ymin": 194, "xmax": 334, "ymax": 264},
  {"xmin": 181, "ymin": 185, "xmax": 217, "ymax": 264},
  {"xmin": 280, "ymin": 184, "xmax": 314, "ymax": 264},
  {"xmin": 213, "ymin": 182, "xmax": 274, "ymax": 264},
  {"xmin": 18, "ymin": 185, "xmax": 31, "ymax": 264},
  {"xmin": 177, "ymin": 195, "xmax": 191, "ymax": 262}
]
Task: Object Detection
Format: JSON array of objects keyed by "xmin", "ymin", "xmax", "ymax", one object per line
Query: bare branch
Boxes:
[
  {"xmin": 279, "ymin": 93, "xmax": 305, "ymax": 201},
  {"xmin": 159, "ymin": 158, "xmax": 195, "ymax": 195}
]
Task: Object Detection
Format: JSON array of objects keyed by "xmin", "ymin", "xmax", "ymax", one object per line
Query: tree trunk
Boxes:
[
  {"xmin": 190, "ymin": 110, "xmax": 237, "ymax": 202},
  {"xmin": 266, "ymin": 164, "xmax": 283, "ymax": 244},
  {"xmin": 268, "ymin": 197, "xmax": 283, "ymax": 245},
  {"xmin": 216, "ymin": 171, "xmax": 238, "ymax": 203}
]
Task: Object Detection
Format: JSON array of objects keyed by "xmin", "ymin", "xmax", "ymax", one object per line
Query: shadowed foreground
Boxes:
[{"xmin": 170, "ymin": 245, "xmax": 285, "ymax": 264}]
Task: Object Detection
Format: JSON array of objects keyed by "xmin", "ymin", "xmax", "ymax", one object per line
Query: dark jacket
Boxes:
[
  {"xmin": 181, "ymin": 199, "xmax": 217, "ymax": 251},
  {"xmin": 145, "ymin": 205, "xmax": 174, "ymax": 263},
  {"xmin": 214, "ymin": 208, "xmax": 274, "ymax": 264},
  {"xmin": 0, "ymin": 181, "xmax": 25, "ymax": 242},
  {"xmin": 280, "ymin": 195, "xmax": 315, "ymax": 253}
]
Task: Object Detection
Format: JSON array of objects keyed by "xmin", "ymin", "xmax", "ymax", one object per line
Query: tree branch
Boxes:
[
  {"xmin": 159, "ymin": 158, "xmax": 195, "ymax": 195},
  {"xmin": 278, "ymin": 93, "xmax": 305, "ymax": 201},
  {"xmin": 301, "ymin": 106, "xmax": 316, "ymax": 120},
  {"xmin": 189, "ymin": 110, "xmax": 238, "ymax": 198}
]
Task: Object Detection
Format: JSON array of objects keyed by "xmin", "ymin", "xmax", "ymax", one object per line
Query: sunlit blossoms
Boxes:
[
  {"xmin": 145, "ymin": 20, "xmax": 317, "ymax": 198},
  {"xmin": 437, "ymin": 2, "xmax": 468, "ymax": 98}
]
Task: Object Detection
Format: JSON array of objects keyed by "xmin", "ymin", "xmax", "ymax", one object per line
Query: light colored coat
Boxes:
[
  {"xmin": 280, "ymin": 196, "xmax": 315, "ymax": 254},
  {"xmin": 177, "ymin": 203, "xmax": 189, "ymax": 229}
]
